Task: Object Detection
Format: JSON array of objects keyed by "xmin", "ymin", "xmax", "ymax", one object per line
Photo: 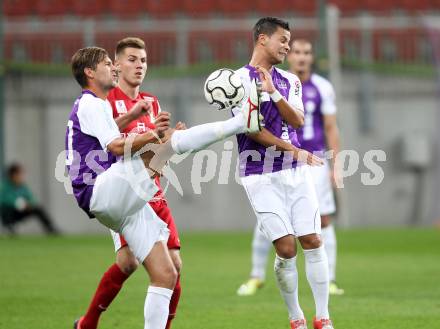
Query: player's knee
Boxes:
[
  {"xmin": 299, "ymin": 234, "xmax": 322, "ymax": 249},
  {"xmin": 151, "ymin": 263, "xmax": 178, "ymax": 289},
  {"xmin": 117, "ymin": 258, "xmax": 138, "ymax": 275},
  {"xmin": 171, "ymin": 255, "xmax": 182, "ymax": 273},
  {"xmin": 116, "ymin": 250, "xmax": 139, "ymax": 275},
  {"xmin": 274, "ymin": 242, "xmax": 296, "ymax": 259}
]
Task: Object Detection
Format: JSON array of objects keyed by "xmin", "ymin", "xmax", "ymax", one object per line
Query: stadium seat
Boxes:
[
  {"xmin": 35, "ymin": 0, "xmax": 69, "ymax": 16},
  {"xmin": 329, "ymin": 0, "xmax": 360, "ymax": 14},
  {"xmin": 145, "ymin": 0, "xmax": 180, "ymax": 18},
  {"xmin": 291, "ymin": 1, "xmax": 316, "ymax": 15},
  {"xmin": 255, "ymin": 0, "xmax": 283, "ymax": 15},
  {"xmin": 108, "ymin": 0, "xmax": 145, "ymax": 17},
  {"xmin": 181, "ymin": 0, "xmax": 216, "ymax": 17},
  {"xmin": 217, "ymin": 0, "xmax": 253, "ymax": 16},
  {"xmin": 402, "ymin": 0, "xmax": 430, "ymax": 12},
  {"xmin": 364, "ymin": 0, "xmax": 395, "ymax": 13},
  {"xmin": 71, "ymin": 0, "xmax": 107, "ymax": 17},
  {"xmin": 95, "ymin": 32, "xmax": 176, "ymax": 65},
  {"xmin": 256, "ymin": 0, "xmax": 306, "ymax": 15},
  {"xmin": 3, "ymin": 0, "xmax": 35, "ymax": 16}
]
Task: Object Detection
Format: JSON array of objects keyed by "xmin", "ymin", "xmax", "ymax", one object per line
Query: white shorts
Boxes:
[
  {"xmin": 309, "ymin": 160, "xmax": 336, "ymax": 216},
  {"xmin": 109, "ymin": 205, "xmax": 169, "ymax": 258},
  {"xmin": 242, "ymin": 166, "xmax": 321, "ymax": 241},
  {"xmin": 90, "ymin": 156, "xmax": 169, "ymax": 262}
]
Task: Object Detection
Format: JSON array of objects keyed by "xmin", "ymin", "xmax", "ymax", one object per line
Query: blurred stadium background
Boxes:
[
  {"xmin": 0, "ymin": 0, "xmax": 440, "ymax": 233},
  {"xmin": 1, "ymin": 2, "xmax": 440, "ymax": 329},
  {"xmin": 1, "ymin": 0, "xmax": 440, "ymax": 234}
]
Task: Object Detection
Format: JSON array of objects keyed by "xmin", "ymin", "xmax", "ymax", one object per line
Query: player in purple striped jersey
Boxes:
[
  {"xmin": 232, "ymin": 18, "xmax": 333, "ymax": 329},
  {"xmin": 291, "ymin": 39, "xmax": 343, "ymax": 296},
  {"xmin": 237, "ymin": 39, "xmax": 344, "ymax": 301},
  {"xmin": 67, "ymin": 47, "xmax": 262, "ymax": 329}
]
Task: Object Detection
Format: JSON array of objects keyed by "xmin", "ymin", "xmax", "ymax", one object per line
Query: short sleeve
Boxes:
[
  {"xmin": 287, "ymin": 74, "xmax": 304, "ymax": 112},
  {"xmin": 321, "ymin": 84, "xmax": 337, "ymax": 115},
  {"xmin": 77, "ymin": 96, "xmax": 121, "ymax": 150},
  {"xmin": 313, "ymin": 75, "xmax": 337, "ymax": 115}
]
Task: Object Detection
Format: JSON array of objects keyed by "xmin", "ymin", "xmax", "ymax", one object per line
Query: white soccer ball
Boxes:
[{"xmin": 204, "ymin": 68, "xmax": 245, "ymax": 111}]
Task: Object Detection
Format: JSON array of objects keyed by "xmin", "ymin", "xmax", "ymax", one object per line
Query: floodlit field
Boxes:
[{"xmin": 0, "ymin": 229, "xmax": 439, "ymax": 329}]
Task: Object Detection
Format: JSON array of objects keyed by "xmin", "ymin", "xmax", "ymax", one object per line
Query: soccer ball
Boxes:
[{"xmin": 204, "ymin": 68, "xmax": 245, "ymax": 110}]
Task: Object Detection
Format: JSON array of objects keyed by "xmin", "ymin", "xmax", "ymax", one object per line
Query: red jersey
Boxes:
[{"xmin": 107, "ymin": 86, "xmax": 165, "ymax": 201}]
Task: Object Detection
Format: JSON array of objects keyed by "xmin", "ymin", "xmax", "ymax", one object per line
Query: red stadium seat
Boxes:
[
  {"xmin": 181, "ymin": 0, "xmax": 216, "ymax": 17},
  {"xmin": 71, "ymin": 0, "xmax": 107, "ymax": 17},
  {"xmin": 364, "ymin": 0, "xmax": 394, "ymax": 13},
  {"xmin": 402, "ymin": 0, "xmax": 430, "ymax": 12},
  {"xmin": 35, "ymin": 0, "xmax": 69, "ymax": 16},
  {"xmin": 108, "ymin": 0, "xmax": 145, "ymax": 17},
  {"xmin": 328, "ymin": 0, "xmax": 361, "ymax": 14},
  {"xmin": 256, "ymin": 0, "xmax": 298, "ymax": 15},
  {"xmin": 291, "ymin": 1, "xmax": 316, "ymax": 15},
  {"xmin": 217, "ymin": 0, "xmax": 252, "ymax": 16},
  {"xmin": 4, "ymin": 0, "xmax": 35, "ymax": 16},
  {"xmin": 254, "ymin": 1, "xmax": 317, "ymax": 16},
  {"xmin": 145, "ymin": 0, "xmax": 180, "ymax": 18}
]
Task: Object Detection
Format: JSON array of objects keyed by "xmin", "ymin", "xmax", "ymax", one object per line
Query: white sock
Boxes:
[
  {"xmin": 321, "ymin": 224, "xmax": 337, "ymax": 282},
  {"xmin": 274, "ymin": 255, "xmax": 304, "ymax": 321},
  {"xmin": 170, "ymin": 113, "xmax": 245, "ymax": 154},
  {"xmin": 304, "ymin": 246, "xmax": 330, "ymax": 319},
  {"xmin": 144, "ymin": 286, "xmax": 173, "ymax": 329},
  {"xmin": 250, "ymin": 226, "xmax": 272, "ymax": 281}
]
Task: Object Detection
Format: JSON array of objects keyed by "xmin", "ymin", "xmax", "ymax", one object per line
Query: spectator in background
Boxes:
[{"xmin": 0, "ymin": 163, "xmax": 59, "ymax": 235}]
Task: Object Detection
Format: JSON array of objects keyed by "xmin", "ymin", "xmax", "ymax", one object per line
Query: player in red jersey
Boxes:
[{"xmin": 75, "ymin": 37, "xmax": 183, "ymax": 329}]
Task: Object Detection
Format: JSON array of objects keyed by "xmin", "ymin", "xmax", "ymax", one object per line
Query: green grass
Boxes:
[{"xmin": 0, "ymin": 229, "xmax": 439, "ymax": 328}]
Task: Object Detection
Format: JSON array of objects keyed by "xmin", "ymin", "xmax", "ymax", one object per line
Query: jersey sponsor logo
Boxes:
[
  {"xmin": 115, "ymin": 100, "xmax": 127, "ymax": 114},
  {"xmin": 280, "ymin": 121, "xmax": 291, "ymax": 143},
  {"xmin": 137, "ymin": 122, "xmax": 146, "ymax": 132},
  {"xmin": 277, "ymin": 80, "xmax": 288, "ymax": 90},
  {"xmin": 143, "ymin": 96, "xmax": 155, "ymax": 103},
  {"xmin": 294, "ymin": 80, "xmax": 301, "ymax": 96}
]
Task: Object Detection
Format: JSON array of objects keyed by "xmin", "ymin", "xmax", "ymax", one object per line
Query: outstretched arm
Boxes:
[
  {"xmin": 248, "ymin": 128, "xmax": 323, "ymax": 166},
  {"xmin": 107, "ymin": 112, "xmax": 171, "ymax": 156}
]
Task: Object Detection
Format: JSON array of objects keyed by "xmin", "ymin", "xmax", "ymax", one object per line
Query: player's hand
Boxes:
[
  {"xmin": 175, "ymin": 121, "xmax": 187, "ymax": 130},
  {"xmin": 290, "ymin": 148, "xmax": 324, "ymax": 166},
  {"xmin": 255, "ymin": 65, "xmax": 276, "ymax": 94},
  {"xmin": 154, "ymin": 112, "xmax": 171, "ymax": 138},
  {"xmin": 130, "ymin": 100, "xmax": 152, "ymax": 120}
]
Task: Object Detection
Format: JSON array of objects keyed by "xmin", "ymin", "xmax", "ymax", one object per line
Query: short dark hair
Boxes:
[
  {"xmin": 253, "ymin": 17, "xmax": 290, "ymax": 43},
  {"xmin": 71, "ymin": 47, "xmax": 109, "ymax": 88},
  {"xmin": 7, "ymin": 162, "xmax": 23, "ymax": 178},
  {"xmin": 116, "ymin": 37, "xmax": 146, "ymax": 56}
]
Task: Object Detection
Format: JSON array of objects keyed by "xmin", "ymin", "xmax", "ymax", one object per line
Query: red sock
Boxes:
[
  {"xmin": 165, "ymin": 274, "xmax": 182, "ymax": 329},
  {"xmin": 81, "ymin": 264, "xmax": 129, "ymax": 329}
]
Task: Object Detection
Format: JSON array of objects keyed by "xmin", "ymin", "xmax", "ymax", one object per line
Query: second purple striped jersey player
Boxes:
[
  {"xmin": 297, "ymin": 73, "xmax": 337, "ymax": 155},
  {"xmin": 65, "ymin": 90, "xmax": 120, "ymax": 217}
]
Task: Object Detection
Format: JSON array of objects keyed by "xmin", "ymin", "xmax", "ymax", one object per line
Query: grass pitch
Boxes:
[{"xmin": 0, "ymin": 228, "xmax": 439, "ymax": 329}]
